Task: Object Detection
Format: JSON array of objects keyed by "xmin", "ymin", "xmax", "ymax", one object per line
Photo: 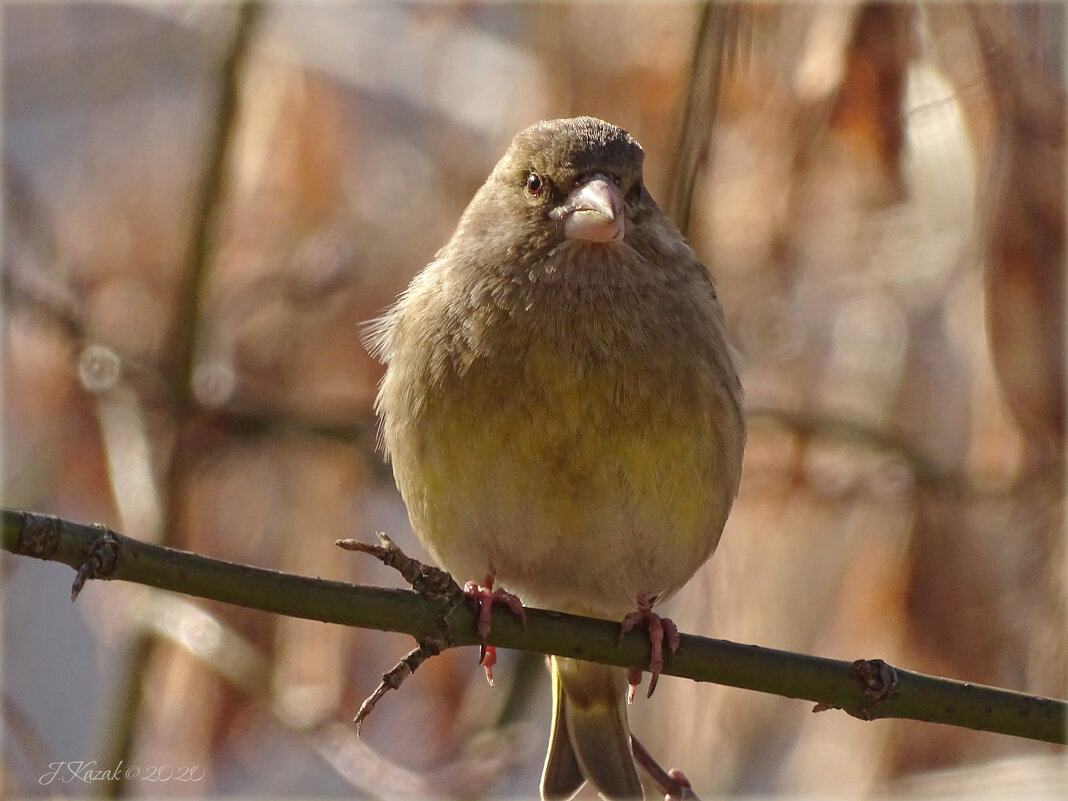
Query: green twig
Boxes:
[{"xmin": 4, "ymin": 507, "xmax": 1065, "ymax": 747}]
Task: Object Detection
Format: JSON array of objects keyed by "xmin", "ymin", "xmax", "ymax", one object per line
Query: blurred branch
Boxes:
[
  {"xmin": 2, "ymin": 156, "xmax": 85, "ymax": 340},
  {"xmin": 749, "ymin": 406, "xmax": 957, "ymax": 487},
  {"xmin": 99, "ymin": 5, "xmax": 265, "ymax": 796},
  {"xmin": 4, "ymin": 507, "xmax": 1066, "ymax": 747},
  {"xmin": 168, "ymin": 0, "xmax": 264, "ymax": 409},
  {"xmin": 749, "ymin": 406, "xmax": 1064, "ymax": 493},
  {"xmin": 665, "ymin": 2, "xmax": 748, "ymax": 235},
  {"xmin": 123, "ymin": 592, "xmax": 442, "ymax": 800},
  {"xmin": 201, "ymin": 405, "xmax": 384, "ymax": 471},
  {"xmin": 968, "ymin": 4, "xmax": 1066, "ymax": 451},
  {"xmin": 2, "ymin": 691, "xmax": 56, "ymax": 795}
]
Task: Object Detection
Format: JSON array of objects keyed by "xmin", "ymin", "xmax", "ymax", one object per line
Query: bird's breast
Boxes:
[
  {"xmin": 380, "ymin": 252, "xmax": 742, "ymax": 618},
  {"xmin": 390, "ymin": 330, "xmax": 733, "ymax": 618}
]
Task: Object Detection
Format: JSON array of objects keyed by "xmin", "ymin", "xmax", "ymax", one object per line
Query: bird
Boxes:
[{"xmin": 367, "ymin": 116, "xmax": 745, "ymax": 800}]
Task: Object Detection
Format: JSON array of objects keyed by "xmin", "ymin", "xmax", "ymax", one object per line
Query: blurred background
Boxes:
[{"xmin": 2, "ymin": 2, "xmax": 1064, "ymax": 798}]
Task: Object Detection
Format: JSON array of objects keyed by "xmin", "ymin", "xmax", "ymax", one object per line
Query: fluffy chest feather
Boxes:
[{"xmin": 377, "ymin": 246, "xmax": 741, "ymax": 618}]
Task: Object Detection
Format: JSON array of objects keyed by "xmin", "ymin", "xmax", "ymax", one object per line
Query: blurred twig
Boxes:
[
  {"xmin": 4, "ymin": 507, "xmax": 1066, "ymax": 747},
  {"xmin": 168, "ymin": 1, "xmax": 264, "ymax": 408},
  {"xmin": 126, "ymin": 593, "xmax": 417, "ymax": 800},
  {"xmin": 98, "ymin": 4, "xmax": 266, "ymax": 797},
  {"xmin": 665, "ymin": 2, "xmax": 748, "ymax": 235},
  {"xmin": 1, "ymin": 691, "xmax": 58, "ymax": 798},
  {"xmin": 749, "ymin": 406, "xmax": 956, "ymax": 488},
  {"xmin": 749, "ymin": 406, "xmax": 1065, "ymax": 495},
  {"xmin": 2, "ymin": 156, "xmax": 85, "ymax": 340}
]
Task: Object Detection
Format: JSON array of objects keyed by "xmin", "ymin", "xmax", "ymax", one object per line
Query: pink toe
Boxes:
[
  {"xmin": 626, "ymin": 667, "xmax": 643, "ymax": 703},
  {"xmin": 482, "ymin": 645, "xmax": 497, "ymax": 686}
]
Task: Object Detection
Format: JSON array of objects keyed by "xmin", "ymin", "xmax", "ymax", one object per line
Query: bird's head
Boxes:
[{"xmin": 482, "ymin": 117, "xmax": 648, "ymax": 247}]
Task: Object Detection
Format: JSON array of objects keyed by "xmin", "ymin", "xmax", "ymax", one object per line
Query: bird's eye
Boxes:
[{"xmin": 525, "ymin": 172, "xmax": 544, "ymax": 196}]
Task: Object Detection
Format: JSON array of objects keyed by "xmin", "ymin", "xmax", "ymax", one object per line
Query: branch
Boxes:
[
  {"xmin": 167, "ymin": 0, "xmax": 264, "ymax": 410},
  {"xmin": 4, "ymin": 507, "xmax": 1065, "ymax": 747},
  {"xmin": 665, "ymin": 2, "xmax": 748, "ymax": 235}
]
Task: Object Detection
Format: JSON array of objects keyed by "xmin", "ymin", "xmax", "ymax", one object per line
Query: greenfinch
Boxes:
[{"xmin": 369, "ymin": 117, "xmax": 745, "ymax": 800}]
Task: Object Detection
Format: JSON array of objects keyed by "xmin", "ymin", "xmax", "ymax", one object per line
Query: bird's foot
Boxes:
[
  {"xmin": 663, "ymin": 768, "xmax": 695, "ymax": 800},
  {"xmin": 631, "ymin": 735, "xmax": 701, "ymax": 799},
  {"xmin": 463, "ymin": 575, "xmax": 527, "ymax": 685},
  {"xmin": 619, "ymin": 593, "xmax": 680, "ymax": 701}
]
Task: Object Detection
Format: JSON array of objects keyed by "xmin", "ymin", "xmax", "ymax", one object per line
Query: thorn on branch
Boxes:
[
  {"xmin": 337, "ymin": 532, "xmax": 468, "ymax": 732},
  {"xmin": 71, "ymin": 526, "xmax": 120, "ymax": 601}
]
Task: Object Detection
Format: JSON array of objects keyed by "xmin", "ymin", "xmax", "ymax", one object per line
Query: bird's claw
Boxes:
[
  {"xmin": 463, "ymin": 575, "xmax": 527, "ymax": 685},
  {"xmin": 620, "ymin": 594, "xmax": 679, "ymax": 700}
]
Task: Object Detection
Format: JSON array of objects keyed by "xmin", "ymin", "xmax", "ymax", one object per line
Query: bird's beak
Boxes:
[{"xmin": 552, "ymin": 174, "xmax": 625, "ymax": 243}]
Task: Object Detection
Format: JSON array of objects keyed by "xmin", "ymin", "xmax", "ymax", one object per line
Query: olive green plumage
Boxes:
[{"xmin": 370, "ymin": 117, "xmax": 745, "ymax": 800}]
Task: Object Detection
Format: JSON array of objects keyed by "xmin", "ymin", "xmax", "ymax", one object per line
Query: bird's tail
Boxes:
[{"xmin": 541, "ymin": 656, "xmax": 644, "ymax": 800}]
